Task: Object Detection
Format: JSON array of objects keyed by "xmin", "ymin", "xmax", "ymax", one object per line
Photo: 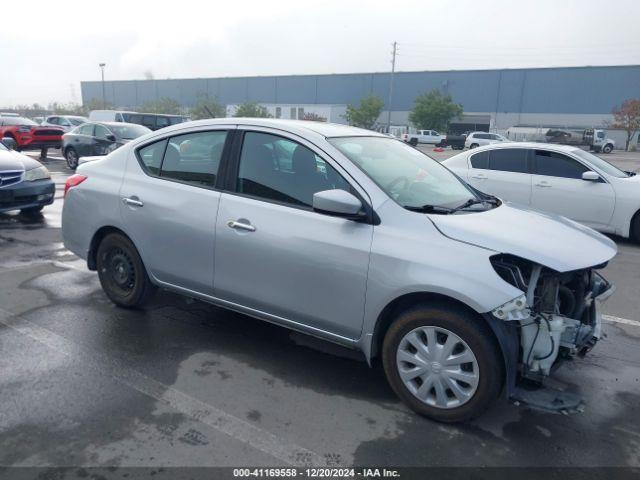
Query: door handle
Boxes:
[
  {"xmin": 227, "ymin": 220, "xmax": 256, "ymax": 232},
  {"xmin": 471, "ymin": 174, "xmax": 487, "ymax": 179},
  {"xmin": 535, "ymin": 182, "xmax": 552, "ymax": 188},
  {"xmin": 122, "ymin": 197, "xmax": 144, "ymax": 207}
]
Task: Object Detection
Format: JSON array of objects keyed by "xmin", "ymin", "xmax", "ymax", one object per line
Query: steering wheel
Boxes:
[{"xmin": 387, "ymin": 175, "xmax": 410, "ymax": 193}]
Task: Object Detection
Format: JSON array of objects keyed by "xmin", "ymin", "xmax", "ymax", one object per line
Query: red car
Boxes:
[{"xmin": 0, "ymin": 115, "xmax": 63, "ymax": 158}]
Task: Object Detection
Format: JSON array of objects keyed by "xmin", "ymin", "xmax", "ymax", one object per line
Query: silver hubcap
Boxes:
[{"xmin": 396, "ymin": 326, "xmax": 479, "ymax": 409}]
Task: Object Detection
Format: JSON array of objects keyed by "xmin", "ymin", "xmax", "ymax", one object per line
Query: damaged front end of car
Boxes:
[{"xmin": 488, "ymin": 254, "xmax": 615, "ymax": 413}]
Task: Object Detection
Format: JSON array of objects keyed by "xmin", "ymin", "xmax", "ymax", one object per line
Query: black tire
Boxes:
[
  {"xmin": 382, "ymin": 303, "xmax": 504, "ymax": 422},
  {"xmin": 602, "ymin": 144, "xmax": 613, "ymax": 154},
  {"xmin": 631, "ymin": 212, "xmax": 640, "ymax": 243},
  {"xmin": 96, "ymin": 233, "xmax": 157, "ymax": 308},
  {"xmin": 469, "ymin": 143, "xmax": 479, "ymax": 149},
  {"xmin": 65, "ymin": 147, "xmax": 79, "ymax": 170},
  {"xmin": 20, "ymin": 206, "xmax": 44, "ymax": 215}
]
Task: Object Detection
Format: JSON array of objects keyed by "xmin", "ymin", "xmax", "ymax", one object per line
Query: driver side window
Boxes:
[{"xmin": 236, "ymin": 132, "xmax": 351, "ymax": 208}]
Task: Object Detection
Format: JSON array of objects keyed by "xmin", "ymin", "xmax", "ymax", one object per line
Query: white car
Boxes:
[
  {"xmin": 402, "ymin": 129, "xmax": 445, "ymax": 145},
  {"xmin": 465, "ymin": 132, "xmax": 507, "ymax": 149},
  {"xmin": 42, "ymin": 115, "xmax": 89, "ymax": 133},
  {"xmin": 443, "ymin": 142, "xmax": 640, "ymax": 240}
]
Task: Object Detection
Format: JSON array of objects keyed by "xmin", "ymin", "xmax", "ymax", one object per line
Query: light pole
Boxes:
[
  {"xmin": 99, "ymin": 63, "xmax": 106, "ymax": 109},
  {"xmin": 386, "ymin": 42, "xmax": 397, "ymax": 133}
]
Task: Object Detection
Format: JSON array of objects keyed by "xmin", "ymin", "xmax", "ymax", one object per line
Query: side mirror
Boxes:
[
  {"xmin": 1, "ymin": 137, "xmax": 17, "ymax": 150},
  {"xmin": 313, "ymin": 189, "xmax": 365, "ymax": 220},
  {"xmin": 105, "ymin": 134, "xmax": 116, "ymax": 142},
  {"xmin": 582, "ymin": 171, "xmax": 601, "ymax": 182}
]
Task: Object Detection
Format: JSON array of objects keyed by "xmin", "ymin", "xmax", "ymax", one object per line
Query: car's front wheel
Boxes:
[
  {"xmin": 96, "ymin": 233, "xmax": 157, "ymax": 308},
  {"xmin": 20, "ymin": 206, "xmax": 44, "ymax": 215},
  {"xmin": 602, "ymin": 143, "xmax": 613, "ymax": 154},
  {"xmin": 382, "ymin": 304, "xmax": 503, "ymax": 422},
  {"xmin": 631, "ymin": 211, "xmax": 640, "ymax": 243},
  {"xmin": 65, "ymin": 147, "xmax": 79, "ymax": 170}
]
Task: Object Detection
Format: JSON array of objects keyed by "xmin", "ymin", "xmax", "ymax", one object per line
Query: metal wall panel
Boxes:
[{"xmin": 80, "ymin": 65, "xmax": 640, "ymax": 114}]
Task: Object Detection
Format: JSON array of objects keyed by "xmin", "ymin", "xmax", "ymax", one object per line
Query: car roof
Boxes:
[
  {"xmin": 145, "ymin": 118, "xmax": 385, "ymax": 139},
  {"xmin": 469, "ymin": 141, "xmax": 583, "ymax": 153}
]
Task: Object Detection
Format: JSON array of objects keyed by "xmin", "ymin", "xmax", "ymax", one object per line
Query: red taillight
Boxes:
[{"xmin": 64, "ymin": 174, "xmax": 87, "ymax": 198}]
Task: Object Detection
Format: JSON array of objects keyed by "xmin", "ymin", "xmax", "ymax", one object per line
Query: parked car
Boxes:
[
  {"xmin": 62, "ymin": 122, "xmax": 151, "ymax": 169},
  {"xmin": 441, "ymin": 134, "xmax": 466, "ymax": 150},
  {"xmin": 444, "ymin": 142, "xmax": 640, "ymax": 241},
  {"xmin": 0, "ymin": 115, "xmax": 63, "ymax": 158},
  {"xmin": 402, "ymin": 130, "xmax": 445, "ymax": 146},
  {"xmin": 42, "ymin": 115, "xmax": 89, "ymax": 133},
  {"xmin": 89, "ymin": 110, "xmax": 189, "ymax": 131},
  {"xmin": 0, "ymin": 137, "xmax": 55, "ymax": 215},
  {"xmin": 62, "ymin": 119, "xmax": 616, "ymax": 422},
  {"xmin": 465, "ymin": 132, "xmax": 507, "ymax": 149}
]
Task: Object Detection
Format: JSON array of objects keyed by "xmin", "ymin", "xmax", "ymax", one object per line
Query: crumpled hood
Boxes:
[{"xmin": 429, "ymin": 202, "xmax": 617, "ymax": 272}]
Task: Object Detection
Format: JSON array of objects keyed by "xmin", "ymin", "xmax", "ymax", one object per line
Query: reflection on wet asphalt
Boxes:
[{"xmin": 0, "ymin": 156, "xmax": 639, "ymax": 468}]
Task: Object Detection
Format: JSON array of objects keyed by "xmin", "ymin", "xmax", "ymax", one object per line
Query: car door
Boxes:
[
  {"xmin": 73, "ymin": 123, "xmax": 95, "ymax": 156},
  {"xmin": 213, "ymin": 128, "xmax": 374, "ymax": 339},
  {"xmin": 466, "ymin": 148, "xmax": 532, "ymax": 205},
  {"xmin": 94, "ymin": 124, "xmax": 117, "ymax": 155},
  {"xmin": 530, "ymin": 149, "xmax": 615, "ymax": 228},
  {"xmin": 119, "ymin": 128, "xmax": 232, "ymax": 295}
]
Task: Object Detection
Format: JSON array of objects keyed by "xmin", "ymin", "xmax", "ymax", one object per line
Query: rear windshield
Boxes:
[{"xmin": 109, "ymin": 124, "xmax": 151, "ymax": 139}]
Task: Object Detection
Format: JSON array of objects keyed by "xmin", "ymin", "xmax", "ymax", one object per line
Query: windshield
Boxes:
[
  {"xmin": 572, "ymin": 149, "xmax": 630, "ymax": 178},
  {"xmin": 0, "ymin": 116, "xmax": 37, "ymax": 126},
  {"xmin": 329, "ymin": 136, "xmax": 477, "ymax": 209},
  {"xmin": 109, "ymin": 124, "xmax": 151, "ymax": 139},
  {"xmin": 68, "ymin": 117, "xmax": 88, "ymax": 126}
]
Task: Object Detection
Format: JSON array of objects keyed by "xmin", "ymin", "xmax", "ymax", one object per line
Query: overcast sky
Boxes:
[{"xmin": 2, "ymin": 0, "xmax": 639, "ymax": 106}]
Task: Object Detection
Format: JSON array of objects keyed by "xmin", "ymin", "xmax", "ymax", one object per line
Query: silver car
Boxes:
[{"xmin": 62, "ymin": 119, "xmax": 617, "ymax": 422}]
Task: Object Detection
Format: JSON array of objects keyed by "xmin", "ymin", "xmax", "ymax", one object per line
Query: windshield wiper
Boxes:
[
  {"xmin": 449, "ymin": 197, "xmax": 499, "ymax": 213},
  {"xmin": 404, "ymin": 204, "xmax": 454, "ymax": 214}
]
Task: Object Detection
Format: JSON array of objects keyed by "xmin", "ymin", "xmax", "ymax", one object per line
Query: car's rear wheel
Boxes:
[
  {"xmin": 65, "ymin": 147, "xmax": 79, "ymax": 170},
  {"xmin": 96, "ymin": 233, "xmax": 157, "ymax": 308},
  {"xmin": 469, "ymin": 143, "xmax": 479, "ymax": 149},
  {"xmin": 382, "ymin": 304, "xmax": 503, "ymax": 422}
]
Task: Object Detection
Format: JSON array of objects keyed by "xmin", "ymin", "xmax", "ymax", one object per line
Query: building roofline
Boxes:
[{"xmin": 81, "ymin": 64, "xmax": 640, "ymax": 85}]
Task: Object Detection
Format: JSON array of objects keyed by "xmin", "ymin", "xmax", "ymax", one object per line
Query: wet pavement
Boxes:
[{"xmin": 0, "ymin": 153, "xmax": 639, "ymax": 468}]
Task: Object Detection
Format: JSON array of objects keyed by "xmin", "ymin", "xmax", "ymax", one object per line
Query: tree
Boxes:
[
  {"xmin": 139, "ymin": 97, "xmax": 182, "ymax": 115},
  {"xmin": 234, "ymin": 102, "xmax": 272, "ymax": 118},
  {"xmin": 190, "ymin": 93, "xmax": 227, "ymax": 120},
  {"xmin": 343, "ymin": 95, "xmax": 384, "ymax": 129},
  {"xmin": 611, "ymin": 99, "xmax": 640, "ymax": 151},
  {"xmin": 408, "ymin": 89, "xmax": 463, "ymax": 132},
  {"xmin": 48, "ymin": 102, "xmax": 86, "ymax": 115},
  {"xmin": 301, "ymin": 112, "xmax": 327, "ymax": 122},
  {"xmin": 83, "ymin": 98, "xmax": 114, "ymax": 113}
]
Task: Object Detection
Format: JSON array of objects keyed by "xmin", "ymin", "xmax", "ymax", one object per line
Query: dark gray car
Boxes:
[{"xmin": 62, "ymin": 122, "xmax": 151, "ymax": 169}]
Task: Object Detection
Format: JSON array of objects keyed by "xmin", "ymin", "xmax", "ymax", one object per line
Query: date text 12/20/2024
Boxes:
[{"xmin": 233, "ymin": 468, "xmax": 400, "ymax": 478}]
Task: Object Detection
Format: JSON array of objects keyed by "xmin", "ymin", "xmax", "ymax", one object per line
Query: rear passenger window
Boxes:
[
  {"xmin": 160, "ymin": 131, "xmax": 227, "ymax": 188},
  {"xmin": 488, "ymin": 149, "xmax": 528, "ymax": 173},
  {"xmin": 470, "ymin": 151, "xmax": 489, "ymax": 169},
  {"xmin": 534, "ymin": 150, "xmax": 588, "ymax": 179},
  {"xmin": 137, "ymin": 139, "xmax": 167, "ymax": 176}
]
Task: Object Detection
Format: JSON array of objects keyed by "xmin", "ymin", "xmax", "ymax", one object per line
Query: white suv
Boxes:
[{"xmin": 465, "ymin": 132, "xmax": 507, "ymax": 149}]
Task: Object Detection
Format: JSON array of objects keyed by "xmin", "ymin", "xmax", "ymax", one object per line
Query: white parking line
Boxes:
[
  {"xmin": 0, "ymin": 307, "xmax": 328, "ymax": 467},
  {"xmin": 602, "ymin": 314, "xmax": 640, "ymax": 328}
]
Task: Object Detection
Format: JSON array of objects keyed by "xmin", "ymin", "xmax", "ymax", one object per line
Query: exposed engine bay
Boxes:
[{"xmin": 490, "ymin": 254, "xmax": 614, "ymax": 383}]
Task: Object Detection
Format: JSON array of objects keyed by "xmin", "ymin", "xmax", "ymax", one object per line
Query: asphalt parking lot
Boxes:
[{"xmin": 1, "ymin": 148, "xmax": 640, "ymax": 470}]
